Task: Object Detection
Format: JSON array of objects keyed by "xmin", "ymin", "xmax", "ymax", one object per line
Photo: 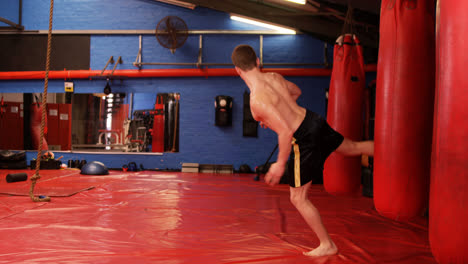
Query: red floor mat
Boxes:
[{"xmin": 0, "ymin": 171, "xmax": 436, "ymax": 263}]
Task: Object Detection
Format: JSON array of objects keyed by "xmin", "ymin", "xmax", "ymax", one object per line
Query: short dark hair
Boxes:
[{"xmin": 231, "ymin": 45, "xmax": 257, "ymax": 71}]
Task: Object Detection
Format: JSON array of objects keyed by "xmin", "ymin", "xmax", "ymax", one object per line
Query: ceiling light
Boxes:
[
  {"xmin": 230, "ymin": 15, "xmax": 296, "ymax": 34},
  {"xmin": 284, "ymin": 0, "xmax": 306, "ymax": 4}
]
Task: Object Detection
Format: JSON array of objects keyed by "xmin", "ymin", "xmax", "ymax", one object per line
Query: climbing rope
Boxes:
[{"xmin": 29, "ymin": 0, "xmax": 54, "ymax": 203}]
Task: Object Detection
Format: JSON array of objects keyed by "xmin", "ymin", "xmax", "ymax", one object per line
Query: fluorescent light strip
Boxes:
[
  {"xmin": 230, "ymin": 15, "xmax": 296, "ymax": 34},
  {"xmin": 284, "ymin": 0, "xmax": 306, "ymax": 4}
]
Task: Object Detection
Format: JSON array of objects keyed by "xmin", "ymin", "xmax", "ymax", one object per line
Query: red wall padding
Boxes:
[
  {"xmin": 429, "ymin": 0, "xmax": 468, "ymax": 263},
  {"xmin": 47, "ymin": 103, "xmax": 60, "ymax": 148},
  {"xmin": 46, "ymin": 103, "xmax": 72, "ymax": 150},
  {"xmin": 0, "ymin": 102, "xmax": 23, "ymax": 150},
  {"xmin": 58, "ymin": 104, "xmax": 72, "ymax": 150},
  {"xmin": 324, "ymin": 34, "xmax": 365, "ymax": 195},
  {"xmin": 374, "ymin": 0, "xmax": 435, "ymax": 220}
]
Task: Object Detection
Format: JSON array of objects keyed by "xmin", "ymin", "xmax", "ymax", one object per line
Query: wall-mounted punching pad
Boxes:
[{"xmin": 215, "ymin": 95, "xmax": 233, "ymax": 126}]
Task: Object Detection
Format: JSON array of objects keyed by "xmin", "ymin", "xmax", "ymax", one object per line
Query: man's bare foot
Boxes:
[{"xmin": 303, "ymin": 241, "xmax": 338, "ymax": 257}]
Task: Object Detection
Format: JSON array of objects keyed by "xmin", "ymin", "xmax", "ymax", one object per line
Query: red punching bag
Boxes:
[
  {"xmin": 30, "ymin": 103, "xmax": 49, "ymax": 150},
  {"xmin": 374, "ymin": 0, "xmax": 435, "ymax": 220},
  {"xmin": 152, "ymin": 94, "xmax": 165, "ymax": 153},
  {"xmin": 324, "ymin": 34, "xmax": 365, "ymax": 195},
  {"xmin": 430, "ymin": 0, "xmax": 468, "ymax": 263}
]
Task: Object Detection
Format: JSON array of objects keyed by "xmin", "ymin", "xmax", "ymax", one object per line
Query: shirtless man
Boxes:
[{"xmin": 231, "ymin": 45, "xmax": 374, "ymax": 257}]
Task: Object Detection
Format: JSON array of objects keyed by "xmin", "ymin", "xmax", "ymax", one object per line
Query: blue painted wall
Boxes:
[
  {"xmin": 0, "ymin": 0, "xmax": 20, "ymax": 25},
  {"xmin": 0, "ymin": 0, "xmax": 371, "ymax": 171}
]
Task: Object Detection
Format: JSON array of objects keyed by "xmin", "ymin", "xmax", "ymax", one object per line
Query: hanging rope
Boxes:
[
  {"xmin": 29, "ymin": 0, "xmax": 54, "ymax": 203},
  {"xmin": 341, "ymin": 1, "xmax": 355, "ymax": 36}
]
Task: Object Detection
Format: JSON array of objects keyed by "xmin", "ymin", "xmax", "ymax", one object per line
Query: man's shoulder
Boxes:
[{"xmin": 264, "ymin": 71, "xmax": 282, "ymax": 79}]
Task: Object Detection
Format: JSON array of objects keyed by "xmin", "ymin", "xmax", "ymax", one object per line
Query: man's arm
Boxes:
[
  {"xmin": 275, "ymin": 127, "xmax": 293, "ymax": 166},
  {"xmin": 251, "ymin": 100, "xmax": 293, "ymax": 185},
  {"xmin": 267, "ymin": 125, "xmax": 293, "ymax": 185}
]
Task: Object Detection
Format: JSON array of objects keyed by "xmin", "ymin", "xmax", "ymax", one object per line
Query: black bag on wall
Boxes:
[
  {"xmin": 215, "ymin": 95, "xmax": 233, "ymax": 126},
  {"xmin": 243, "ymin": 91, "xmax": 257, "ymax": 137}
]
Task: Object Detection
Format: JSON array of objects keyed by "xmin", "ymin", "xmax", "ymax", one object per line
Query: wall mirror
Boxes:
[{"xmin": 0, "ymin": 92, "xmax": 180, "ymax": 153}]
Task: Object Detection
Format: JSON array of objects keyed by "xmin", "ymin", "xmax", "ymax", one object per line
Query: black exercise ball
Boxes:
[{"xmin": 80, "ymin": 161, "xmax": 109, "ymax": 175}]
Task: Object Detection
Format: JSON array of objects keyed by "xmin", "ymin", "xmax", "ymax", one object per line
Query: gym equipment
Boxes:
[
  {"xmin": 6, "ymin": 173, "xmax": 28, "ymax": 183},
  {"xmin": 41, "ymin": 151, "xmax": 54, "ymax": 160},
  {"xmin": 374, "ymin": 0, "xmax": 435, "ymax": 220},
  {"xmin": 0, "ymin": 150, "xmax": 27, "ymax": 169},
  {"xmin": 430, "ymin": 0, "xmax": 468, "ymax": 263},
  {"xmin": 182, "ymin": 163, "xmax": 199, "ymax": 173},
  {"xmin": 80, "ymin": 161, "xmax": 109, "ymax": 175},
  {"xmin": 164, "ymin": 93, "xmax": 179, "ymax": 152},
  {"xmin": 243, "ymin": 91, "xmax": 258, "ymax": 137},
  {"xmin": 215, "ymin": 95, "xmax": 233, "ymax": 126},
  {"xmin": 238, "ymin": 164, "xmax": 252, "ymax": 173},
  {"xmin": 171, "ymin": 94, "xmax": 179, "ymax": 152},
  {"xmin": 30, "ymin": 159, "xmax": 61, "ymax": 170},
  {"xmin": 78, "ymin": 160, "xmax": 87, "ymax": 169},
  {"xmin": 324, "ymin": 34, "xmax": 365, "ymax": 195},
  {"xmin": 127, "ymin": 162, "xmax": 138, "ymax": 172},
  {"xmin": 152, "ymin": 94, "xmax": 165, "ymax": 152}
]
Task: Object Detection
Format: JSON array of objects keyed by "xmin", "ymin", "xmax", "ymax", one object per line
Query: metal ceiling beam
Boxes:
[
  {"xmin": 0, "ymin": 29, "xmax": 301, "ymax": 35},
  {"xmin": 0, "ymin": 17, "xmax": 24, "ymax": 30},
  {"xmin": 316, "ymin": 0, "xmax": 380, "ymax": 14},
  {"xmin": 0, "ymin": 0, "xmax": 24, "ymax": 31},
  {"xmin": 179, "ymin": 0, "xmax": 378, "ymax": 47}
]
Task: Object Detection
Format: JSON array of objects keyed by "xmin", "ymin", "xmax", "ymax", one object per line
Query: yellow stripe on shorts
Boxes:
[{"xmin": 292, "ymin": 138, "xmax": 300, "ymax": 187}]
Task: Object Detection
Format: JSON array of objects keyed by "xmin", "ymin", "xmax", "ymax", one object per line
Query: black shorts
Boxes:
[{"xmin": 287, "ymin": 110, "xmax": 344, "ymax": 187}]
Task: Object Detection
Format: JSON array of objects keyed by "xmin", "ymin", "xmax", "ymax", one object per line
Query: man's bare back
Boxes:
[{"xmin": 249, "ymin": 72, "xmax": 306, "ymax": 133}]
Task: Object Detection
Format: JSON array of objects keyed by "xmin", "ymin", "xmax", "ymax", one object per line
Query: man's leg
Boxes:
[
  {"xmin": 290, "ymin": 181, "xmax": 338, "ymax": 256},
  {"xmin": 335, "ymin": 138, "xmax": 374, "ymax": 157}
]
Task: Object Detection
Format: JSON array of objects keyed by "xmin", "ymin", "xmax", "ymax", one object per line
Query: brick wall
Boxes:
[{"xmin": 1, "ymin": 0, "xmax": 344, "ymax": 171}]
